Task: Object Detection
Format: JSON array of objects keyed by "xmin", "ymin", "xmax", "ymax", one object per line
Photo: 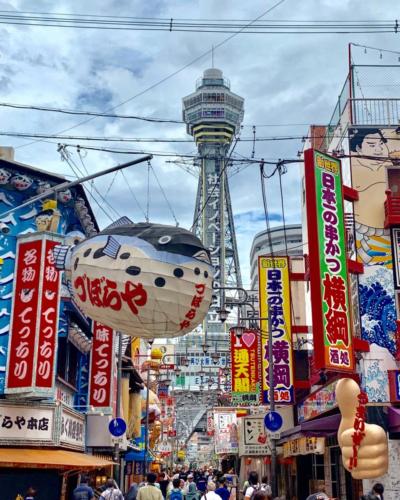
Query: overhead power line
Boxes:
[
  {"xmin": 0, "ymin": 101, "xmax": 310, "ymax": 128},
  {"xmin": 6, "ymin": 130, "xmax": 400, "ymax": 144},
  {"xmin": 13, "ymin": 0, "xmax": 288, "ymax": 150},
  {"xmin": 0, "ymin": 11, "xmax": 396, "ymax": 33}
]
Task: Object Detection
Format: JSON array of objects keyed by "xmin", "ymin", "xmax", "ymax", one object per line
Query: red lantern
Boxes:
[
  {"xmin": 245, "ymin": 458, "xmax": 252, "ymax": 466},
  {"xmin": 263, "ymin": 457, "xmax": 271, "ymax": 465}
]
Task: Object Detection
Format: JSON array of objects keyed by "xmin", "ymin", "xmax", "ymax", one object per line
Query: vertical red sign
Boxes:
[
  {"xmin": 6, "ymin": 239, "xmax": 42, "ymax": 389},
  {"xmin": 89, "ymin": 321, "xmax": 115, "ymax": 409},
  {"xmin": 35, "ymin": 240, "xmax": 61, "ymax": 388},
  {"xmin": 230, "ymin": 328, "xmax": 260, "ymax": 406}
]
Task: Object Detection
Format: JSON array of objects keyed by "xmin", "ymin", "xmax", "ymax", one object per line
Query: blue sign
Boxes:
[
  {"xmin": 109, "ymin": 417, "xmax": 127, "ymax": 437},
  {"xmin": 264, "ymin": 411, "xmax": 283, "ymax": 432}
]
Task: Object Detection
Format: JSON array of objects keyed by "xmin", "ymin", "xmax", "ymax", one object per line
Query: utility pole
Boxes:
[
  {"xmin": 113, "ymin": 331, "xmax": 123, "ymax": 484},
  {"xmin": 143, "ymin": 365, "xmax": 151, "ymax": 480},
  {"xmin": 268, "ymin": 304, "xmax": 278, "ymax": 498}
]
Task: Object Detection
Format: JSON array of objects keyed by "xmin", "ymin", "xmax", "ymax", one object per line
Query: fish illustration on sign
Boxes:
[
  {"xmin": 0, "ymin": 169, "xmax": 11, "ymax": 185},
  {"xmin": 53, "ymin": 219, "xmax": 213, "ymax": 339},
  {"xmin": 10, "ymin": 174, "xmax": 33, "ymax": 191}
]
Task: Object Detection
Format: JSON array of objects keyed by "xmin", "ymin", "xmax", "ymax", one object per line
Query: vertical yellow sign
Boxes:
[{"xmin": 258, "ymin": 256, "xmax": 294, "ymax": 404}]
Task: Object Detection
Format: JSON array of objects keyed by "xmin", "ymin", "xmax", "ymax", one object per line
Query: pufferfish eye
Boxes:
[
  {"xmin": 193, "ymin": 250, "xmax": 211, "ymax": 264},
  {"xmin": 158, "ymin": 235, "xmax": 172, "ymax": 245}
]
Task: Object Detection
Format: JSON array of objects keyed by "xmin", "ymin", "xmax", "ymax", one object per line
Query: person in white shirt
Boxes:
[
  {"xmin": 244, "ymin": 472, "xmax": 260, "ymax": 500},
  {"xmin": 202, "ymin": 481, "xmax": 222, "ymax": 500}
]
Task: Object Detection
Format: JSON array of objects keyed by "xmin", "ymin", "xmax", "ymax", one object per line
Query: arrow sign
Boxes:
[{"xmin": 109, "ymin": 417, "xmax": 127, "ymax": 437}]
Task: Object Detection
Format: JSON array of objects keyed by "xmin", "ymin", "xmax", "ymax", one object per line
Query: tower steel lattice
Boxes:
[{"xmin": 173, "ymin": 69, "xmax": 244, "ymax": 445}]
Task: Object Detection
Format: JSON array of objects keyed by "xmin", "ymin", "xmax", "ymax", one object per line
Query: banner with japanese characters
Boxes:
[
  {"xmin": 304, "ymin": 149, "xmax": 354, "ymax": 372},
  {"xmin": 258, "ymin": 256, "xmax": 294, "ymax": 404},
  {"xmin": 230, "ymin": 328, "xmax": 260, "ymax": 405},
  {"xmin": 89, "ymin": 321, "xmax": 115, "ymax": 412},
  {"xmin": 5, "ymin": 234, "xmax": 62, "ymax": 396},
  {"xmin": 238, "ymin": 416, "xmax": 270, "ymax": 457},
  {"xmin": 213, "ymin": 409, "xmax": 238, "ymax": 455}
]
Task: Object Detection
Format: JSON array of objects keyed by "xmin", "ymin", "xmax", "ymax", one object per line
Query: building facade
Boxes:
[{"xmin": 278, "ymin": 61, "xmax": 400, "ymax": 500}]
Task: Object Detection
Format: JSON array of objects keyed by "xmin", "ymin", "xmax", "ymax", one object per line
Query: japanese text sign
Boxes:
[
  {"xmin": 0, "ymin": 404, "xmax": 55, "ymax": 443},
  {"xmin": 238, "ymin": 416, "xmax": 270, "ymax": 457},
  {"xmin": 89, "ymin": 321, "xmax": 115, "ymax": 411},
  {"xmin": 230, "ymin": 329, "xmax": 260, "ymax": 405},
  {"xmin": 6, "ymin": 234, "xmax": 62, "ymax": 395},
  {"xmin": 213, "ymin": 409, "xmax": 238, "ymax": 455},
  {"xmin": 304, "ymin": 149, "xmax": 354, "ymax": 372},
  {"xmin": 258, "ymin": 256, "xmax": 294, "ymax": 404}
]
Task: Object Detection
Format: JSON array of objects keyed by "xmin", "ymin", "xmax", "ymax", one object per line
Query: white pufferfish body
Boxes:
[{"xmin": 55, "ymin": 221, "xmax": 213, "ymax": 339}]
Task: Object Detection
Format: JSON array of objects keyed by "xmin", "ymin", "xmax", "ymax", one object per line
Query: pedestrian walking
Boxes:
[
  {"xmin": 24, "ymin": 487, "xmax": 38, "ymax": 500},
  {"xmin": 361, "ymin": 482, "xmax": 385, "ymax": 500},
  {"xmin": 125, "ymin": 482, "xmax": 139, "ymax": 500},
  {"xmin": 158, "ymin": 472, "xmax": 170, "ymax": 500},
  {"xmin": 167, "ymin": 478, "xmax": 183, "ymax": 500},
  {"xmin": 201, "ymin": 482, "xmax": 222, "ymax": 500},
  {"xmin": 305, "ymin": 480, "xmax": 329, "ymax": 500},
  {"xmin": 244, "ymin": 472, "xmax": 260, "ymax": 500},
  {"xmin": 137, "ymin": 473, "xmax": 164, "ymax": 500},
  {"xmin": 73, "ymin": 475, "xmax": 94, "ymax": 500},
  {"xmin": 260, "ymin": 477, "xmax": 272, "ymax": 497},
  {"xmin": 215, "ymin": 477, "xmax": 230, "ymax": 500},
  {"xmin": 99, "ymin": 478, "xmax": 124, "ymax": 500},
  {"xmin": 185, "ymin": 474, "xmax": 199, "ymax": 500}
]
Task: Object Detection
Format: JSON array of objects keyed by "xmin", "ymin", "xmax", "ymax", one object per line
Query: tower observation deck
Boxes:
[{"xmin": 174, "ymin": 70, "xmax": 243, "ymax": 430}]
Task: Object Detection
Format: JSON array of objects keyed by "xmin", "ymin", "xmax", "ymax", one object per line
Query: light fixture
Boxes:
[
  {"xmin": 230, "ymin": 325, "xmax": 245, "ymax": 338},
  {"xmin": 175, "ymin": 367, "xmax": 182, "ymax": 375},
  {"xmin": 201, "ymin": 342, "xmax": 210, "ymax": 354},
  {"xmin": 181, "ymin": 356, "xmax": 189, "ymax": 367},
  {"xmin": 211, "ymin": 352, "xmax": 220, "ymax": 364},
  {"xmin": 160, "ymin": 378, "xmax": 172, "ymax": 387},
  {"xmin": 217, "ymin": 307, "xmax": 229, "ymax": 323}
]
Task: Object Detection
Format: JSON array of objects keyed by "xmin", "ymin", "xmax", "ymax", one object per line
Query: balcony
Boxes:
[
  {"xmin": 351, "ymin": 98, "xmax": 400, "ymax": 127},
  {"xmin": 384, "ymin": 189, "xmax": 400, "ymax": 228}
]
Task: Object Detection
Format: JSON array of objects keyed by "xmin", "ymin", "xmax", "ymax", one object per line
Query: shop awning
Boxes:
[
  {"xmin": 124, "ymin": 450, "xmax": 154, "ymax": 462},
  {"xmin": 0, "ymin": 448, "xmax": 114, "ymax": 469},
  {"xmin": 388, "ymin": 406, "xmax": 400, "ymax": 433},
  {"xmin": 279, "ymin": 413, "xmax": 341, "ymax": 443}
]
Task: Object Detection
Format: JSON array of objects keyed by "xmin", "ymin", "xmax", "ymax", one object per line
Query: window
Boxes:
[{"xmin": 57, "ymin": 337, "xmax": 79, "ymax": 388}]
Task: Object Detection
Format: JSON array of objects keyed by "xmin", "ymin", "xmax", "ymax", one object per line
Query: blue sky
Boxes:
[{"xmin": 0, "ymin": 0, "xmax": 398, "ymax": 284}]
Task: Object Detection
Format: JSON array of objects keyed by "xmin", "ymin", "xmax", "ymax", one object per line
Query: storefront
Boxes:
[{"xmin": 0, "ymin": 401, "xmax": 112, "ymax": 498}]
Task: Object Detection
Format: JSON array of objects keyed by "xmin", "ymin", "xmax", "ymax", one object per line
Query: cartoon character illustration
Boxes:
[
  {"xmin": 0, "ymin": 168, "xmax": 11, "ymax": 185},
  {"xmin": 35, "ymin": 200, "xmax": 61, "ymax": 233},
  {"xmin": 36, "ymin": 180, "xmax": 52, "ymax": 195},
  {"xmin": 57, "ymin": 188, "xmax": 72, "ymax": 204},
  {"xmin": 10, "ymin": 174, "xmax": 33, "ymax": 191},
  {"xmin": 53, "ymin": 219, "xmax": 213, "ymax": 338}
]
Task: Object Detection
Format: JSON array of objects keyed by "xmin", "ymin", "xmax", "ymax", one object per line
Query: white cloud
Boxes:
[{"xmin": 0, "ymin": 0, "xmax": 397, "ymax": 283}]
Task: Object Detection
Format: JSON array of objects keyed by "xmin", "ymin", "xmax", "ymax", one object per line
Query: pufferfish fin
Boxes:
[
  {"xmin": 104, "ymin": 216, "xmax": 133, "ymax": 230},
  {"xmin": 53, "ymin": 244, "xmax": 72, "ymax": 271},
  {"xmin": 103, "ymin": 235, "xmax": 121, "ymax": 260}
]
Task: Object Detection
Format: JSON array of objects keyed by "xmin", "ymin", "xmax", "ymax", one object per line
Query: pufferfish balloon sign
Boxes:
[{"xmin": 54, "ymin": 219, "xmax": 213, "ymax": 339}]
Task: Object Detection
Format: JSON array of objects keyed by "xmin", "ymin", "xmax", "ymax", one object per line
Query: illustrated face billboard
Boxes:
[
  {"xmin": 230, "ymin": 329, "xmax": 260, "ymax": 406},
  {"xmin": 349, "ymin": 127, "xmax": 400, "ymax": 402},
  {"xmin": 258, "ymin": 256, "xmax": 294, "ymax": 404},
  {"xmin": 304, "ymin": 149, "xmax": 354, "ymax": 372}
]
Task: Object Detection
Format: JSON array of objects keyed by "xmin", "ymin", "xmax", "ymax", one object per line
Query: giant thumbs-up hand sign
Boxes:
[{"xmin": 336, "ymin": 378, "xmax": 388, "ymax": 479}]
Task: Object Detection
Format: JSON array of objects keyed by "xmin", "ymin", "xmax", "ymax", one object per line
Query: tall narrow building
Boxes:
[{"xmin": 173, "ymin": 68, "xmax": 244, "ymax": 442}]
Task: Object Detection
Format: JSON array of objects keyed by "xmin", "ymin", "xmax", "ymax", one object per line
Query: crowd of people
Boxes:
[{"xmin": 69, "ymin": 468, "xmax": 385, "ymax": 500}]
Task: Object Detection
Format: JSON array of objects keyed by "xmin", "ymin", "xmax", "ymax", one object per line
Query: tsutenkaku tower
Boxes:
[{"xmin": 183, "ymin": 68, "xmax": 244, "ymax": 336}]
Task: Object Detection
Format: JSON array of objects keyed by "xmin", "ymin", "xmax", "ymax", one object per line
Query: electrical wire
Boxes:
[
  {"xmin": 13, "ymin": 0, "xmax": 288, "ymax": 151},
  {"xmin": 0, "ymin": 11, "xmax": 396, "ymax": 33},
  {"xmin": 119, "ymin": 169, "xmax": 148, "ymax": 220},
  {"xmin": 0, "ymin": 102, "xmax": 312, "ymax": 129},
  {"xmin": 149, "ymin": 163, "xmax": 179, "ymax": 226}
]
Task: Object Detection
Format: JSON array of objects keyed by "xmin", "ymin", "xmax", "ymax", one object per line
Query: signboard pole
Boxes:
[
  {"xmin": 268, "ymin": 304, "xmax": 277, "ymax": 499},
  {"xmin": 114, "ymin": 331, "xmax": 123, "ymax": 484},
  {"xmin": 143, "ymin": 361, "xmax": 151, "ymax": 480}
]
